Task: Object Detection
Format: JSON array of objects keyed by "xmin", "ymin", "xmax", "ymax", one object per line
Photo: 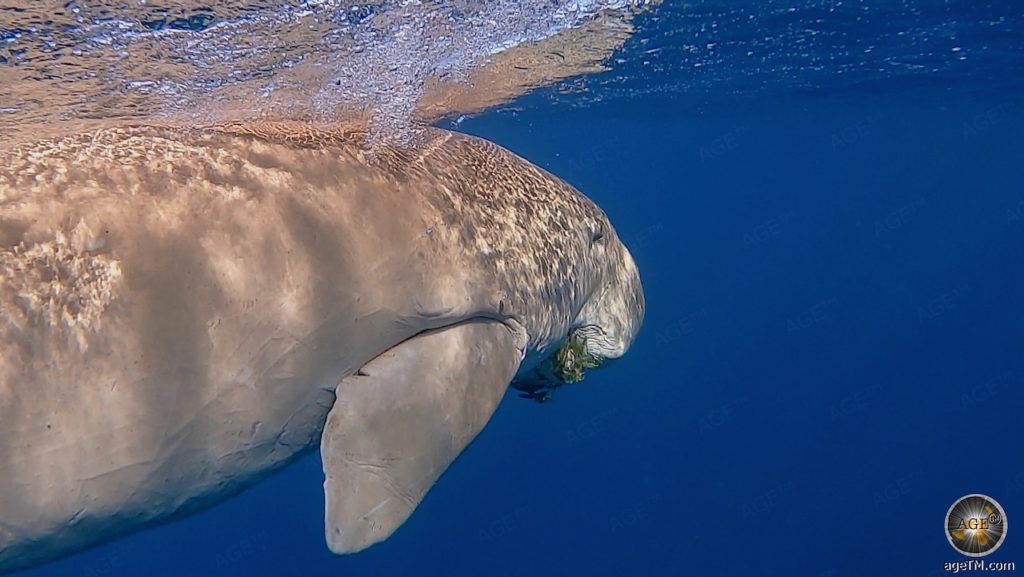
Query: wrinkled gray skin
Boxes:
[{"xmin": 0, "ymin": 123, "xmax": 644, "ymax": 573}]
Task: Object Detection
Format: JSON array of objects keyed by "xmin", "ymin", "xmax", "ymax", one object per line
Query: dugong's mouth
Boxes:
[{"xmin": 511, "ymin": 328, "xmax": 606, "ymax": 403}]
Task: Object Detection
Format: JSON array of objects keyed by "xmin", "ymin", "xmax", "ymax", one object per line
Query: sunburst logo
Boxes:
[{"xmin": 945, "ymin": 494, "xmax": 1008, "ymax": 557}]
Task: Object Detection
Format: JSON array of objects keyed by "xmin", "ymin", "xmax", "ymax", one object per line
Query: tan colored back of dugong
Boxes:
[
  {"xmin": 0, "ymin": 123, "xmax": 457, "ymax": 571},
  {"xmin": 0, "ymin": 120, "xmax": 641, "ymax": 570},
  {"xmin": 0, "ymin": 123, "xmax": 531, "ymax": 570}
]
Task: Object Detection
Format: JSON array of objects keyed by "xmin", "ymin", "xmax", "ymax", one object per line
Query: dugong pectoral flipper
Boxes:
[{"xmin": 320, "ymin": 320, "xmax": 524, "ymax": 552}]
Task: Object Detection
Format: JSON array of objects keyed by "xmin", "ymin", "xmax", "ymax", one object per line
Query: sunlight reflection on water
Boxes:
[{"xmin": 0, "ymin": 0, "xmax": 646, "ymax": 146}]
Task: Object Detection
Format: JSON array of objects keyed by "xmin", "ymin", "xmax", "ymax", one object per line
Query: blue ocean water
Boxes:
[{"xmin": 8, "ymin": 1, "xmax": 1024, "ymax": 576}]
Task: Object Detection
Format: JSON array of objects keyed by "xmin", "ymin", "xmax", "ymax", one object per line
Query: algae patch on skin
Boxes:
[
  {"xmin": 552, "ymin": 331, "xmax": 604, "ymax": 384},
  {"xmin": 511, "ymin": 330, "xmax": 606, "ymax": 403}
]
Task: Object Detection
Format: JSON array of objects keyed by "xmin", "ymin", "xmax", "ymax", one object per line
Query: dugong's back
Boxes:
[{"xmin": 0, "ymin": 124, "xmax": 534, "ymax": 571}]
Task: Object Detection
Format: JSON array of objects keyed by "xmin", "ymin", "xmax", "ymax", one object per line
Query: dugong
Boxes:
[{"xmin": 0, "ymin": 122, "xmax": 644, "ymax": 572}]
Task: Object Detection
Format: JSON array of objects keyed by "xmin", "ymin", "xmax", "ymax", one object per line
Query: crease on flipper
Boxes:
[{"xmin": 319, "ymin": 319, "xmax": 522, "ymax": 553}]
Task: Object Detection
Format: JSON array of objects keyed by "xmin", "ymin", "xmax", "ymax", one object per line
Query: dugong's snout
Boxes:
[
  {"xmin": 575, "ymin": 240, "xmax": 645, "ymax": 361},
  {"xmin": 512, "ymin": 234, "xmax": 644, "ymax": 400}
]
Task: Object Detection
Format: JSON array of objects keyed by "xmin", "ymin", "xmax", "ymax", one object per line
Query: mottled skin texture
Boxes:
[{"xmin": 0, "ymin": 123, "xmax": 644, "ymax": 572}]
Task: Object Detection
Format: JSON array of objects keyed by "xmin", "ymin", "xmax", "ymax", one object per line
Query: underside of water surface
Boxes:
[{"xmin": 2, "ymin": 1, "xmax": 1020, "ymax": 146}]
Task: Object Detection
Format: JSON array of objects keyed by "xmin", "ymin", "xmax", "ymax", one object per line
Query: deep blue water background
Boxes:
[{"xmin": 14, "ymin": 6, "xmax": 1024, "ymax": 577}]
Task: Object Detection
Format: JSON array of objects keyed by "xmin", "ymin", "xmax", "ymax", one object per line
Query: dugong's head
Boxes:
[
  {"xmin": 513, "ymin": 214, "xmax": 645, "ymax": 399},
  {"xmin": 573, "ymin": 224, "xmax": 645, "ymax": 361}
]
